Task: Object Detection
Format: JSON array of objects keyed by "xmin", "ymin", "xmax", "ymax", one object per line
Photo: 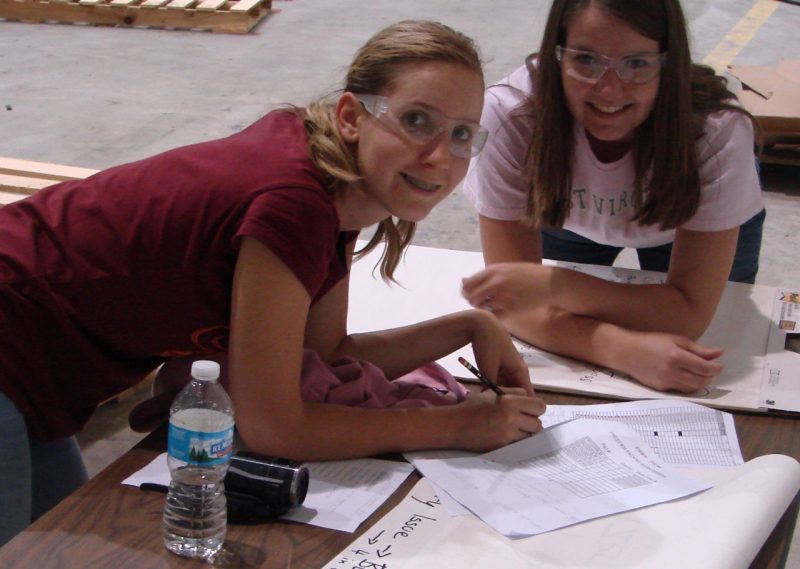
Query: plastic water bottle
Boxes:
[{"xmin": 162, "ymin": 360, "xmax": 235, "ymax": 559}]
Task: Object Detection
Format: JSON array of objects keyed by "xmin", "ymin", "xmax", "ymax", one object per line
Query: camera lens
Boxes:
[{"xmin": 290, "ymin": 465, "xmax": 309, "ymax": 506}]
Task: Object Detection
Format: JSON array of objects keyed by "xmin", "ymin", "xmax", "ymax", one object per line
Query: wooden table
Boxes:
[{"xmin": 0, "ymin": 392, "xmax": 798, "ymax": 569}]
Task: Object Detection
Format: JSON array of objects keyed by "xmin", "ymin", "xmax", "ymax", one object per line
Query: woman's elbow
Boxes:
[{"xmin": 235, "ymin": 413, "xmax": 310, "ymax": 461}]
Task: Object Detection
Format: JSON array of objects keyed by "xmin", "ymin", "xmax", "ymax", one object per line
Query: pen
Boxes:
[{"xmin": 458, "ymin": 357, "xmax": 506, "ymax": 396}]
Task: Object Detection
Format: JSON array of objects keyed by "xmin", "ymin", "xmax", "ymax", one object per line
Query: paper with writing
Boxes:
[
  {"xmin": 325, "ymin": 455, "xmax": 800, "ymax": 569},
  {"xmin": 402, "ymin": 450, "xmax": 473, "ymax": 516},
  {"xmin": 760, "ymin": 289, "xmax": 800, "ymax": 412},
  {"xmin": 412, "ymin": 418, "xmax": 710, "ymax": 538},
  {"xmin": 322, "ymin": 477, "xmax": 525, "ymax": 569}
]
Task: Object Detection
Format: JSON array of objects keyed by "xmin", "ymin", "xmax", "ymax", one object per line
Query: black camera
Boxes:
[{"xmin": 224, "ymin": 451, "xmax": 310, "ymax": 523}]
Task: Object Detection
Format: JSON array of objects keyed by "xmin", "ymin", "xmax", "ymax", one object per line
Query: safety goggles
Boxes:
[
  {"xmin": 355, "ymin": 94, "xmax": 488, "ymax": 159},
  {"xmin": 555, "ymin": 46, "xmax": 667, "ymax": 85}
]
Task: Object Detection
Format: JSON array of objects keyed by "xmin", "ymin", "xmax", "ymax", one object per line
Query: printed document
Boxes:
[
  {"xmin": 539, "ymin": 399, "xmax": 743, "ymax": 468},
  {"xmin": 412, "ymin": 418, "xmax": 710, "ymax": 538},
  {"xmin": 123, "ymin": 454, "xmax": 413, "ymax": 533}
]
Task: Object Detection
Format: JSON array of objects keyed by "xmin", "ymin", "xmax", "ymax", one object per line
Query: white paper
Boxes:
[
  {"xmin": 326, "ymin": 454, "xmax": 800, "ymax": 569},
  {"xmin": 760, "ymin": 289, "xmax": 800, "ymax": 412},
  {"xmin": 539, "ymin": 399, "xmax": 743, "ymax": 468},
  {"xmin": 323, "ymin": 478, "xmax": 459, "ymax": 569},
  {"xmin": 122, "ymin": 452, "xmax": 171, "ymax": 487},
  {"xmin": 282, "ymin": 459, "xmax": 414, "ymax": 532},
  {"xmin": 412, "ymin": 419, "xmax": 710, "ymax": 538},
  {"xmin": 349, "ymin": 243, "xmax": 797, "ymax": 413},
  {"xmin": 515, "ymin": 278, "xmax": 774, "ymax": 412},
  {"xmin": 123, "ymin": 454, "xmax": 412, "ymax": 533},
  {"xmin": 403, "ymin": 449, "xmax": 474, "ymax": 516}
]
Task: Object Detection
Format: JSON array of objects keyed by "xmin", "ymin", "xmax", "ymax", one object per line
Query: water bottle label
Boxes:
[{"xmin": 168, "ymin": 423, "xmax": 233, "ymax": 466}]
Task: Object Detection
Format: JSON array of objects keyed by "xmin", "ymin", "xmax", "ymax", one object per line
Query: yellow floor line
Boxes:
[{"xmin": 702, "ymin": 0, "xmax": 780, "ymax": 72}]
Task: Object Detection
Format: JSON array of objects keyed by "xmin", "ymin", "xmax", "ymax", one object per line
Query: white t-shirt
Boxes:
[{"xmin": 463, "ymin": 65, "xmax": 764, "ymax": 248}]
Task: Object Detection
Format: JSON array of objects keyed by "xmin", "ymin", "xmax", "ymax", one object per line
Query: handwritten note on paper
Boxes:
[
  {"xmin": 325, "ymin": 456, "xmax": 800, "ymax": 569},
  {"xmin": 402, "ymin": 450, "xmax": 474, "ymax": 517},
  {"xmin": 324, "ymin": 478, "xmax": 450, "ymax": 569},
  {"xmin": 412, "ymin": 419, "xmax": 710, "ymax": 539}
]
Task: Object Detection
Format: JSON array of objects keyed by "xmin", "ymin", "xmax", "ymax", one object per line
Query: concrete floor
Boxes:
[{"xmin": 1, "ymin": 0, "xmax": 799, "ymax": 565}]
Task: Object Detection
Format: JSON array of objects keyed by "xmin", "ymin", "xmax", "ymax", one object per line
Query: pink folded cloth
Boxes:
[
  {"xmin": 129, "ymin": 350, "xmax": 468, "ymax": 432},
  {"xmin": 300, "ymin": 349, "xmax": 468, "ymax": 408}
]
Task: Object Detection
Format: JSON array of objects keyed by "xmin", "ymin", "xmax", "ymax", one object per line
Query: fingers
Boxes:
[
  {"xmin": 499, "ymin": 394, "xmax": 547, "ymax": 437},
  {"xmin": 499, "ymin": 374, "xmax": 535, "ymax": 396},
  {"xmin": 672, "ymin": 338, "xmax": 725, "ymax": 390},
  {"xmin": 679, "ymin": 357, "xmax": 723, "ymax": 379},
  {"xmin": 494, "ymin": 360, "xmax": 534, "ymax": 395},
  {"xmin": 629, "ymin": 333, "xmax": 727, "ymax": 394},
  {"xmin": 462, "ymin": 272, "xmax": 492, "ymax": 310},
  {"xmin": 473, "ymin": 386, "xmax": 537, "ymax": 403},
  {"xmin": 681, "ymin": 339, "xmax": 725, "ymax": 362},
  {"xmin": 497, "ymin": 387, "xmax": 528, "ymax": 397},
  {"xmin": 462, "ymin": 266, "xmax": 516, "ymax": 311},
  {"xmin": 655, "ymin": 360, "xmax": 721, "ymax": 393},
  {"xmin": 456, "ymin": 392, "xmax": 548, "ymax": 451}
]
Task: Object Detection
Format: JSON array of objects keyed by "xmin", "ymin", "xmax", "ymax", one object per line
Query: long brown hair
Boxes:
[
  {"xmin": 527, "ymin": 0, "xmax": 752, "ymax": 230},
  {"xmin": 303, "ymin": 20, "xmax": 483, "ymax": 280}
]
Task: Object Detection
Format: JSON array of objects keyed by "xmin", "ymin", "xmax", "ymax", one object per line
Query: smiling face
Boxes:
[
  {"xmin": 561, "ymin": 2, "xmax": 661, "ymax": 149},
  {"xmin": 338, "ymin": 61, "xmax": 484, "ymax": 226}
]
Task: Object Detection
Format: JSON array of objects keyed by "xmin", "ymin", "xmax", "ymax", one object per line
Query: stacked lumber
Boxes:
[
  {"xmin": 0, "ymin": 157, "xmax": 97, "ymax": 206},
  {"xmin": 0, "ymin": 0, "xmax": 271, "ymax": 33}
]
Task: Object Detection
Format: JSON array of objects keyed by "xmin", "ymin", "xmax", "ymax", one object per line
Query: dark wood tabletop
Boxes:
[{"xmin": 0, "ymin": 391, "xmax": 798, "ymax": 569}]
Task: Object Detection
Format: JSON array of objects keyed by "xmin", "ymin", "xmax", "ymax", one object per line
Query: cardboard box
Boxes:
[{"xmin": 728, "ymin": 59, "xmax": 800, "ymax": 165}]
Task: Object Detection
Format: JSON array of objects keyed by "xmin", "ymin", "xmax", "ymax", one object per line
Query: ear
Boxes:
[{"xmin": 336, "ymin": 92, "xmax": 362, "ymax": 144}]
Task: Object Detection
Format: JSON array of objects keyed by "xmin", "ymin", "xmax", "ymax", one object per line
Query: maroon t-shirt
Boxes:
[{"xmin": 0, "ymin": 110, "xmax": 356, "ymax": 440}]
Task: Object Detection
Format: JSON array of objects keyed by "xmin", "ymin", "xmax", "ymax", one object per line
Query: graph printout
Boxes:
[
  {"xmin": 540, "ymin": 399, "xmax": 743, "ymax": 468},
  {"xmin": 412, "ymin": 418, "xmax": 711, "ymax": 538}
]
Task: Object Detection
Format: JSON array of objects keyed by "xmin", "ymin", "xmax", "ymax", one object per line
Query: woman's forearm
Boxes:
[
  {"xmin": 501, "ymin": 305, "xmax": 629, "ymax": 371},
  {"xmin": 542, "ymin": 267, "xmax": 716, "ymax": 339},
  {"xmin": 239, "ymin": 402, "xmax": 460, "ymax": 460},
  {"xmin": 236, "ymin": 390, "xmax": 547, "ymax": 461},
  {"xmin": 500, "ymin": 306, "xmax": 723, "ymax": 393},
  {"xmin": 330, "ymin": 309, "xmax": 490, "ymax": 379}
]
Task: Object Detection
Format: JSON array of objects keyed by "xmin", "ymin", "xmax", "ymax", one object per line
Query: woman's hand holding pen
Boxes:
[
  {"xmin": 445, "ymin": 310, "xmax": 546, "ymax": 452},
  {"xmin": 452, "ymin": 389, "xmax": 546, "ymax": 452}
]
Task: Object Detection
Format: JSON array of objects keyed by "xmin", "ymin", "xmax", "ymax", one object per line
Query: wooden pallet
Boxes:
[
  {"xmin": 0, "ymin": 0, "xmax": 271, "ymax": 33},
  {"xmin": 0, "ymin": 157, "xmax": 97, "ymax": 206}
]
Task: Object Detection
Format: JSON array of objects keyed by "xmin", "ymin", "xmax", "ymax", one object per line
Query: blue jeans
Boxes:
[
  {"xmin": 0, "ymin": 392, "xmax": 88, "ymax": 547},
  {"xmin": 541, "ymin": 209, "xmax": 766, "ymax": 284}
]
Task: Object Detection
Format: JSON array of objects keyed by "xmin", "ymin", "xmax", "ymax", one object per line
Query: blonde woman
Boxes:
[{"xmin": 0, "ymin": 20, "xmax": 546, "ymax": 545}]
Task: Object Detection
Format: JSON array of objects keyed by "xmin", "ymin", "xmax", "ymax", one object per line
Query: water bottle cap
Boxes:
[{"xmin": 191, "ymin": 360, "xmax": 220, "ymax": 381}]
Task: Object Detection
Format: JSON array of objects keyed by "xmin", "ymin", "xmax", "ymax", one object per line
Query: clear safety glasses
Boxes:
[
  {"xmin": 555, "ymin": 46, "xmax": 667, "ymax": 85},
  {"xmin": 355, "ymin": 94, "xmax": 489, "ymax": 159}
]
